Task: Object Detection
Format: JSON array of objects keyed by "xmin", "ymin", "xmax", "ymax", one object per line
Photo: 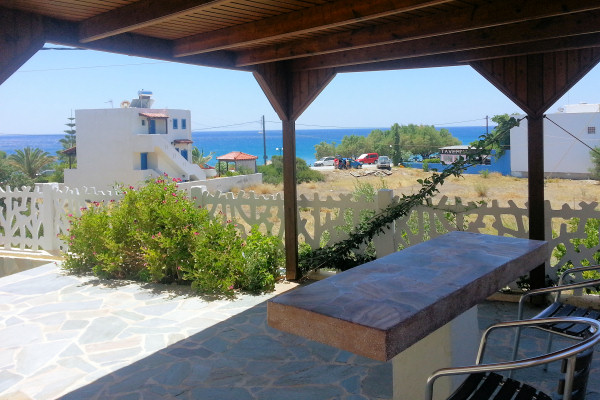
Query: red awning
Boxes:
[
  {"xmin": 173, "ymin": 139, "xmax": 193, "ymax": 144},
  {"xmin": 139, "ymin": 112, "xmax": 169, "ymax": 119},
  {"xmin": 216, "ymin": 151, "xmax": 259, "ymax": 161}
]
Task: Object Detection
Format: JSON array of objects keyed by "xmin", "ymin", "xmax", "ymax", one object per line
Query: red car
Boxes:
[{"xmin": 357, "ymin": 153, "xmax": 378, "ymax": 164}]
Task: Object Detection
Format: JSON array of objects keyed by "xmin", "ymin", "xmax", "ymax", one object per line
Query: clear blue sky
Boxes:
[{"xmin": 1, "ymin": 45, "xmax": 600, "ymax": 135}]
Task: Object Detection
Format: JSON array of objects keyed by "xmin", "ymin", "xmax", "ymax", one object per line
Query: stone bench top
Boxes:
[{"xmin": 268, "ymin": 231, "xmax": 547, "ymax": 361}]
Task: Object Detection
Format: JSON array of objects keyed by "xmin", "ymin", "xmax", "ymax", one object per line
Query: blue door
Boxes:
[
  {"xmin": 140, "ymin": 153, "xmax": 148, "ymax": 170},
  {"xmin": 149, "ymin": 119, "xmax": 156, "ymax": 134},
  {"xmin": 181, "ymin": 149, "xmax": 188, "ymax": 160}
]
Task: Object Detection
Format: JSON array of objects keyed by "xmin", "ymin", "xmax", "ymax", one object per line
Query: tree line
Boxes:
[{"xmin": 314, "ymin": 123, "xmax": 461, "ymax": 164}]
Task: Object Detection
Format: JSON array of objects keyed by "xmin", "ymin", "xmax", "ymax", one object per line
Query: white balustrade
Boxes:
[{"xmin": 2, "ymin": 184, "xmax": 599, "ymax": 280}]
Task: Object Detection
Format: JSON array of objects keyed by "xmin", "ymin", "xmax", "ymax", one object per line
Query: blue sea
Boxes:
[{"xmin": 0, "ymin": 126, "xmax": 489, "ymax": 166}]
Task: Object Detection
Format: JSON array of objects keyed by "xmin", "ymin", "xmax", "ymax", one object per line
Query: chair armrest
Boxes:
[
  {"xmin": 558, "ymin": 264, "xmax": 600, "ymax": 285},
  {"xmin": 425, "ymin": 317, "xmax": 600, "ymax": 400},
  {"xmin": 517, "ymin": 278, "xmax": 600, "ymax": 320}
]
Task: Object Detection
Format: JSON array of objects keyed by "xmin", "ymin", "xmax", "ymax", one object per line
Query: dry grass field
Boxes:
[{"xmin": 245, "ymin": 167, "xmax": 600, "ymax": 208}]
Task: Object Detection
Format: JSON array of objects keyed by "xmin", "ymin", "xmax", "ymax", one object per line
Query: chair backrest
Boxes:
[{"xmin": 558, "ymin": 347, "xmax": 594, "ymax": 400}]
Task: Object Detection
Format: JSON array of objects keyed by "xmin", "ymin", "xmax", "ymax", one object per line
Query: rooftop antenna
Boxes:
[{"xmin": 105, "ymin": 100, "xmax": 114, "ymax": 108}]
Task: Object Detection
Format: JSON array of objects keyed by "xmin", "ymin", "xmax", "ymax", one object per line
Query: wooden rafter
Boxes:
[
  {"xmin": 79, "ymin": 0, "xmax": 226, "ymax": 43},
  {"xmin": 173, "ymin": 0, "xmax": 454, "ymax": 57},
  {"xmin": 235, "ymin": 0, "xmax": 600, "ymax": 67},
  {"xmin": 290, "ymin": 10, "xmax": 600, "ymax": 71},
  {"xmin": 40, "ymin": 14, "xmax": 241, "ymax": 70}
]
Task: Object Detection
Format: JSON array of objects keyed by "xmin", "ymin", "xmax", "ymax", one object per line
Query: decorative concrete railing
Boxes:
[{"xmin": 1, "ymin": 183, "xmax": 599, "ymax": 279}]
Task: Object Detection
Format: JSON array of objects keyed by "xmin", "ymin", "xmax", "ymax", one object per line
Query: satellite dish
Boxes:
[{"xmin": 120, "ymin": 100, "xmax": 130, "ymax": 108}]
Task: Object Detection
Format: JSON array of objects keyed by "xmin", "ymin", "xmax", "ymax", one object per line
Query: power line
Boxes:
[
  {"xmin": 431, "ymin": 118, "xmax": 487, "ymax": 126},
  {"xmin": 16, "ymin": 61, "xmax": 169, "ymax": 73},
  {"xmin": 193, "ymin": 121, "xmax": 259, "ymax": 130},
  {"xmin": 544, "ymin": 115, "xmax": 600, "ymax": 157}
]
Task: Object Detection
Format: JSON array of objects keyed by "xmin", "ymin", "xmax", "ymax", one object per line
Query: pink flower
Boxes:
[
  {"xmin": 68, "ymin": 213, "xmax": 73, "ymax": 217},
  {"xmin": 194, "ymin": 232, "xmax": 199, "ymax": 235},
  {"xmin": 129, "ymin": 186, "xmax": 135, "ymax": 190},
  {"xmin": 228, "ymin": 285, "xmax": 234, "ymax": 290},
  {"xmin": 80, "ymin": 207, "xmax": 87, "ymax": 211}
]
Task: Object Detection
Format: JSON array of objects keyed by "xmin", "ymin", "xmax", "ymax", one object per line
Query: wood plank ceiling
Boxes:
[{"xmin": 3, "ymin": 0, "xmax": 600, "ymax": 75}]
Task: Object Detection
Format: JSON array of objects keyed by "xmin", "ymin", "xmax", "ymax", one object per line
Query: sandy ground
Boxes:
[{"xmin": 245, "ymin": 165, "xmax": 600, "ymax": 208}]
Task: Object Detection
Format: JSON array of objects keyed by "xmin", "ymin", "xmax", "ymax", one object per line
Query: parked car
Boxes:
[
  {"xmin": 336, "ymin": 158, "xmax": 363, "ymax": 169},
  {"xmin": 349, "ymin": 159, "xmax": 363, "ymax": 169},
  {"xmin": 376, "ymin": 156, "xmax": 391, "ymax": 170},
  {"xmin": 357, "ymin": 153, "xmax": 378, "ymax": 164},
  {"xmin": 314, "ymin": 156, "xmax": 335, "ymax": 167}
]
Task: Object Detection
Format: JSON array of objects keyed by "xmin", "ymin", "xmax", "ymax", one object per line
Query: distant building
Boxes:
[
  {"xmin": 216, "ymin": 151, "xmax": 259, "ymax": 175},
  {"xmin": 64, "ymin": 91, "xmax": 206, "ymax": 189},
  {"xmin": 440, "ymin": 145, "xmax": 491, "ymax": 165},
  {"xmin": 510, "ymin": 103, "xmax": 600, "ymax": 179}
]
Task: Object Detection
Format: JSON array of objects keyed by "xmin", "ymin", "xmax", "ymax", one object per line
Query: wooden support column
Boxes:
[
  {"xmin": 527, "ymin": 115, "xmax": 545, "ymax": 286},
  {"xmin": 471, "ymin": 49, "xmax": 600, "ymax": 288},
  {"xmin": 0, "ymin": 9, "xmax": 44, "ymax": 86},
  {"xmin": 281, "ymin": 119, "xmax": 298, "ymax": 279},
  {"xmin": 253, "ymin": 63, "xmax": 335, "ymax": 280}
]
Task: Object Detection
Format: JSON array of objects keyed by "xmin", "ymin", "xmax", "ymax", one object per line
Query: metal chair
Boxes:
[
  {"xmin": 426, "ymin": 317, "xmax": 600, "ymax": 400},
  {"xmin": 513, "ymin": 265, "xmax": 600, "ymax": 363}
]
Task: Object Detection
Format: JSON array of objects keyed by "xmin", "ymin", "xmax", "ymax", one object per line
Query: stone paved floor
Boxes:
[{"xmin": 1, "ymin": 263, "xmax": 600, "ymax": 399}]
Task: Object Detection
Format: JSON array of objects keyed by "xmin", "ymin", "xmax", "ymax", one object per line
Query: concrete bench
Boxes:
[{"xmin": 268, "ymin": 231, "xmax": 548, "ymax": 399}]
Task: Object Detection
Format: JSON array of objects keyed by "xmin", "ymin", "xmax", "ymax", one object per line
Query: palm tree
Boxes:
[
  {"xmin": 8, "ymin": 147, "xmax": 55, "ymax": 179},
  {"xmin": 192, "ymin": 147, "xmax": 214, "ymax": 165}
]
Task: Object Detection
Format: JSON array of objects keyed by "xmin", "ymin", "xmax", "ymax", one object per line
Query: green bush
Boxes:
[
  {"xmin": 423, "ymin": 158, "xmax": 440, "ymax": 163},
  {"xmin": 61, "ymin": 176, "xmax": 283, "ymax": 294},
  {"xmin": 258, "ymin": 156, "xmax": 324, "ymax": 185}
]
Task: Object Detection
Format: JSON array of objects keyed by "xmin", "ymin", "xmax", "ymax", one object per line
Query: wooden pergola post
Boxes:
[
  {"xmin": 253, "ymin": 63, "xmax": 335, "ymax": 280},
  {"xmin": 472, "ymin": 50, "xmax": 600, "ymax": 288}
]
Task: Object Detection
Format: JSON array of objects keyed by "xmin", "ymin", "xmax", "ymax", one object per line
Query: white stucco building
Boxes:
[
  {"xmin": 510, "ymin": 103, "xmax": 600, "ymax": 179},
  {"xmin": 64, "ymin": 91, "xmax": 207, "ymax": 189}
]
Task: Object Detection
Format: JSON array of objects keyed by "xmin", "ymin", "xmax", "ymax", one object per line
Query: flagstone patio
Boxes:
[{"xmin": 1, "ymin": 262, "xmax": 599, "ymax": 399}]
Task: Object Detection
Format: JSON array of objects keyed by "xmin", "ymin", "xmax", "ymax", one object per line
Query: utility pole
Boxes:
[
  {"xmin": 486, "ymin": 115, "xmax": 489, "ymax": 135},
  {"xmin": 262, "ymin": 115, "xmax": 267, "ymax": 165}
]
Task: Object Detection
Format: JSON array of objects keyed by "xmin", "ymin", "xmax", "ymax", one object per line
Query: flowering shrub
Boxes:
[{"xmin": 61, "ymin": 176, "xmax": 283, "ymax": 294}]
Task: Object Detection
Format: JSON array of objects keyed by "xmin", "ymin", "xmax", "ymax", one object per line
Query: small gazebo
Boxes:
[{"xmin": 216, "ymin": 151, "xmax": 258, "ymax": 176}]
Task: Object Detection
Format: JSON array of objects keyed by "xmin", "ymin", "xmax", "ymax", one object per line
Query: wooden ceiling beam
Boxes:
[
  {"xmin": 333, "ymin": 33, "xmax": 600, "ymax": 74},
  {"xmin": 291, "ymin": 10, "xmax": 600, "ymax": 71},
  {"xmin": 236, "ymin": 0, "xmax": 600, "ymax": 67},
  {"xmin": 173, "ymin": 0, "xmax": 454, "ymax": 57},
  {"xmin": 334, "ymin": 53, "xmax": 464, "ymax": 73},
  {"xmin": 79, "ymin": 0, "xmax": 226, "ymax": 43},
  {"xmin": 43, "ymin": 16, "xmax": 241, "ymax": 70}
]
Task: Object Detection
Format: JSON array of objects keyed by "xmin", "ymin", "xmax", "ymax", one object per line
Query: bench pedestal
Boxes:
[{"xmin": 393, "ymin": 306, "xmax": 478, "ymax": 400}]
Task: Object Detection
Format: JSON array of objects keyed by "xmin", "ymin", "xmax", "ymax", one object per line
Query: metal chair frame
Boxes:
[
  {"xmin": 426, "ymin": 317, "xmax": 600, "ymax": 400},
  {"xmin": 513, "ymin": 265, "xmax": 600, "ymax": 363}
]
